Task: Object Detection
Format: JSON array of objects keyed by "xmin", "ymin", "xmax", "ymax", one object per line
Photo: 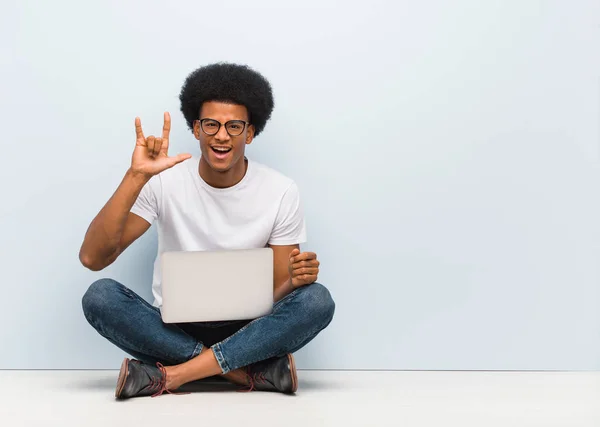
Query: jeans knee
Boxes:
[
  {"xmin": 301, "ymin": 282, "xmax": 335, "ymax": 327},
  {"xmin": 81, "ymin": 278, "xmax": 121, "ymax": 322}
]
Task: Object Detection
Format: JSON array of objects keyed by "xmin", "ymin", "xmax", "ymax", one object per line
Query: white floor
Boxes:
[{"xmin": 1, "ymin": 370, "xmax": 598, "ymax": 426}]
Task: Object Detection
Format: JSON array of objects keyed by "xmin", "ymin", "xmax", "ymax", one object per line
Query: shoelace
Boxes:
[
  {"xmin": 149, "ymin": 363, "xmax": 190, "ymax": 398},
  {"xmin": 237, "ymin": 369, "xmax": 268, "ymax": 392}
]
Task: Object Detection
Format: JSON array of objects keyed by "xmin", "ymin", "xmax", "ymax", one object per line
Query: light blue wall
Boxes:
[{"xmin": 1, "ymin": 0, "xmax": 599, "ymax": 370}]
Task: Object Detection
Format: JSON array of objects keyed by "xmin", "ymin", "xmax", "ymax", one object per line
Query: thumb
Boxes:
[
  {"xmin": 289, "ymin": 248, "xmax": 301, "ymax": 260},
  {"xmin": 167, "ymin": 153, "xmax": 192, "ymax": 167}
]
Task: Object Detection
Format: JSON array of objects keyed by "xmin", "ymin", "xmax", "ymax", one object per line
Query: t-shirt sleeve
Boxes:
[
  {"xmin": 268, "ymin": 181, "xmax": 307, "ymax": 246},
  {"xmin": 130, "ymin": 175, "xmax": 161, "ymax": 225}
]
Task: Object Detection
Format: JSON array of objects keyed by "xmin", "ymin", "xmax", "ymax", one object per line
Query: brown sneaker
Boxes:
[
  {"xmin": 244, "ymin": 354, "xmax": 298, "ymax": 394},
  {"xmin": 115, "ymin": 358, "xmax": 185, "ymax": 399}
]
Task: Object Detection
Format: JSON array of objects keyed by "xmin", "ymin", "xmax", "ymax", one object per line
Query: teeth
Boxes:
[{"xmin": 213, "ymin": 147, "xmax": 230, "ymax": 152}]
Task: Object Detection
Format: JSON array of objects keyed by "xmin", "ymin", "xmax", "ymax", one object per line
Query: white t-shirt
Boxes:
[{"xmin": 130, "ymin": 156, "xmax": 307, "ymax": 307}]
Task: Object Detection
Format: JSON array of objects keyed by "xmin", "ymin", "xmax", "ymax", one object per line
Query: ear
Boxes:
[
  {"xmin": 245, "ymin": 124, "xmax": 255, "ymax": 145},
  {"xmin": 193, "ymin": 120, "xmax": 201, "ymax": 140}
]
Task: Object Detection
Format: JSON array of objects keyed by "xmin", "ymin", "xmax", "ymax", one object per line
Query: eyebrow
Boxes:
[{"xmin": 201, "ymin": 118, "xmax": 247, "ymax": 122}]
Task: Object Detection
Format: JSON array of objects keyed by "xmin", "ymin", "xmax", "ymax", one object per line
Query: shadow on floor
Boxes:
[
  {"xmin": 177, "ymin": 377, "xmax": 239, "ymax": 393},
  {"xmin": 71, "ymin": 375, "xmax": 117, "ymax": 391},
  {"xmin": 297, "ymin": 376, "xmax": 333, "ymax": 391},
  {"xmin": 72, "ymin": 373, "xmax": 333, "ymax": 394},
  {"xmin": 71, "ymin": 374, "xmax": 238, "ymax": 393}
]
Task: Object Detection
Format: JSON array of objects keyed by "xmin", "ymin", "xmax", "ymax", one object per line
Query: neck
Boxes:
[{"xmin": 198, "ymin": 157, "xmax": 248, "ymax": 189}]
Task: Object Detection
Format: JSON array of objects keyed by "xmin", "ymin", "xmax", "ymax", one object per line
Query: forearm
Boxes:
[
  {"xmin": 79, "ymin": 169, "xmax": 148, "ymax": 270},
  {"xmin": 273, "ymin": 277, "xmax": 295, "ymax": 303}
]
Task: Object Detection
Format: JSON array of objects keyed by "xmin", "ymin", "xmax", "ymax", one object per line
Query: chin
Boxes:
[
  {"xmin": 203, "ymin": 154, "xmax": 235, "ymax": 173},
  {"xmin": 209, "ymin": 162, "xmax": 233, "ymax": 173}
]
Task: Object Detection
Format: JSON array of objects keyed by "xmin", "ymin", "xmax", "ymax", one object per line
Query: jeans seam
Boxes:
[
  {"xmin": 190, "ymin": 341, "xmax": 203, "ymax": 359},
  {"xmin": 120, "ymin": 286, "xmax": 135, "ymax": 298}
]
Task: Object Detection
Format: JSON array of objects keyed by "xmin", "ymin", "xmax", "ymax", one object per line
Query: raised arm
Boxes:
[{"xmin": 79, "ymin": 113, "xmax": 191, "ymax": 270}]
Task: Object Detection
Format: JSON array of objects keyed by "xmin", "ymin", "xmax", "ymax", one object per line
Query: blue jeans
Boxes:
[{"xmin": 81, "ymin": 278, "xmax": 335, "ymax": 374}]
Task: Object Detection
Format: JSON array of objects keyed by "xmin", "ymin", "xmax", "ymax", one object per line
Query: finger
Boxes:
[
  {"xmin": 154, "ymin": 137, "xmax": 163, "ymax": 157},
  {"xmin": 292, "ymin": 267, "xmax": 319, "ymax": 277},
  {"xmin": 293, "ymin": 275, "xmax": 318, "ymax": 286},
  {"xmin": 147, "ymin": 136, "xmax": 156, "ymax": 157},
  {"xmin": 289, "ymin": 248, "xmax": 301, "ymax": 263},
  {"xmin": 291, "ymin": 251, "xmax": 317, "ymax": 264},
  {"xmin": 303, "ymin": 274, "xmax": 317, "ymax": 283},
  {"xmin": 162, "ymin": 112, "xmax": 171, "ymax": 140},
  {"xmin": 135, "ymin": 117, "xmax": 145, "ymax": 144},
  {"xmin": 165, "ymin": 153, "xmax": 192, "ymax": 168},
  {"xmin": 289, "ymin": 248, "xmax": 300, "ymax": 258},
  {"xmin": 292, "ymin": 259, "xmax": 319, "ymax": 269},
  {"xmin": 160, "ymin": 136, "xmax": 169, "ymax": 156}
]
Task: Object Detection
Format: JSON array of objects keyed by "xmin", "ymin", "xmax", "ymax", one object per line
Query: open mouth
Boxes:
[{"xmin": 211, "ymin": 146, "xmax": 232, "ymax": 157}]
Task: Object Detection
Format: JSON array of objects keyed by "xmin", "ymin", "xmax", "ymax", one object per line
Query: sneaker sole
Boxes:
[
  {"xmin": 115, "ymin": 358, "xmax": 129, "ymax": 399},
  {"xmin": 287, "ymin": 353, "xmax": 298, "ymax": 393}
]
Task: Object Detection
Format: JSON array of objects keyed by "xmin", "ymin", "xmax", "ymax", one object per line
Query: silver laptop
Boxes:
[{"xmin": 160, "ymin": 248, "xmax": 273, "ymax": 323}]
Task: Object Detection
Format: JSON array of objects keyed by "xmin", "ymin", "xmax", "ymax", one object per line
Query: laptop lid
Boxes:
[{"xmin": 160, "ymin": 248, "xmax": 273, "ymax": 323}]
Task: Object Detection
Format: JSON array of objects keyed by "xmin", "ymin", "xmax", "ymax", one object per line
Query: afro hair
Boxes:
[{"xmin": 179, "ymin": 62, "xmax": 274, "ymax": 137}]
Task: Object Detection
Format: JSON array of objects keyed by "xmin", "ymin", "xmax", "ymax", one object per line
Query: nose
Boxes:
[{"xmin": 214, "ymin": 124, "xmax": 230, "ymax": 142}]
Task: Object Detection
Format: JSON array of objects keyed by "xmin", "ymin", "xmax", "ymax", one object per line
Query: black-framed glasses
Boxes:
[{"xmin": 195, "ymin": 118, "xmax": 249, "ymax": 137}]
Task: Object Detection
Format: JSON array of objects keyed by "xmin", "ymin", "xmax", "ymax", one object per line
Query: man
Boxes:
[{"xmin": 79, "ymin": 63, "xmax": 335, "ymax": 399}]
